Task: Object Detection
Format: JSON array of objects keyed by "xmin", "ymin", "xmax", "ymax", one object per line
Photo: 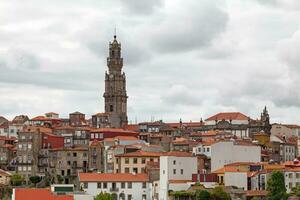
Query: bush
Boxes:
[{"xmin": 10, "ymin": 173, "xmax": 24, "ymax": 186}]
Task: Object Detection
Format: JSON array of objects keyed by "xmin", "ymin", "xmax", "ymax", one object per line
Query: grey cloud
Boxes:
[
  {"xmin": 255, "ymin": 0, "xmax": 300, "ymax": 10},
  {"xmin": 161, "ymin": 84, "xmax": 203, "ymax": 106},
  {"xmin": 150, "ymin": 0, "xmax": 228, "ymax": 53},
  {"xmin": 120, "ymin": 0, "xmax": 163, "ymax": 15}
]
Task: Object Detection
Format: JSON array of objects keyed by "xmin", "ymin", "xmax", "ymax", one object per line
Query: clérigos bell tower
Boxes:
[{"xmin": 103, "ymin": 34, "xmax": 128, "ymax": 128}]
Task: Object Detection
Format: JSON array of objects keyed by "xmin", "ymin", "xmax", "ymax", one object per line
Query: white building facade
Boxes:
[
  {"xmin": 79, "ymin": 173, "xmax": 152, "ymax": 200},
  {"xmin": 211, "ymin": 141, "xmax": 261, "ymax": 171},
  {"xmin": 159, "ymin": 153, "xmax": 197, "ymax": 200}
]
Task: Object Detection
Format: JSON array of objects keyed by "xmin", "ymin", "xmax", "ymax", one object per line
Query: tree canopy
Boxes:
[
  {"xmin": 196, "ymin": 190, "xmax": 211, "ymax": 200},
  {"xmin": 10, "ymin": 173, "xmax": 24, "ymax": 186},
  {"xmin": 211, "ymin": 186, "xmax": 231, "ymax": 200},
  {"xmin": 267, "ymin": 171, "xmax": 287, "ymax": 200},
  {"xmin": 29, "ymin": 176, "xmax": 41, "ymax": 186},
  {"xmin": 94, "ymin": 192, "xmax": 113, "ymax": 200}
]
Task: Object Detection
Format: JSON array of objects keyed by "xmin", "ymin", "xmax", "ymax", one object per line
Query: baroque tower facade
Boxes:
[{"xmin": 103, "ymin": 35, "xmax": 128, "ymax": 128}]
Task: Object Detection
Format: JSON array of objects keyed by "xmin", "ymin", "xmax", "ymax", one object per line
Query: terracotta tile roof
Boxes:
[
  {"xmin": 206, "ymin": 112, "xmax": 249, "ymax": 121},
  {"xmin": 212, "ymin": 165, "xmax": 249, "ymax": 174},
  {"xmin": 14, "ymin": 188, "xmax": 73, "ymax": 200},
  {"xmin": 31, "ymin": 116, "xmax": 50, "ymax": 121},
  {"xmin": 90, "ymin": 140, "xmax": 102, "ymax": 147},
  {"xmin": 45, "ymin": 112, "xmax": 59, "ymax": 115},
  {"xmin": 123, "ymin": 124, "xmax": 139, "ymax": 131},
  {"xmin": 285, "ymin": 167, "xmax": 300, "ymax": 172},
  {"xmin": 79, "ymin": 173, "xmax": 149, "ymax": 182},
  {"xmin": 0, "ymin": 136, "xmax": 16, "ymax": 141}
]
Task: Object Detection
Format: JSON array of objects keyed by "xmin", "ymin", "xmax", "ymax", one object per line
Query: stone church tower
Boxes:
[{"xmin": 103, "ymin": 35, "xmax": 128, "ymax": 128}]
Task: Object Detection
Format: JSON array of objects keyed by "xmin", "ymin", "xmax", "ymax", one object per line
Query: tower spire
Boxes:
[{"xmin": 114, "ymin": 26, "xmax": 117, "ymax": 39}]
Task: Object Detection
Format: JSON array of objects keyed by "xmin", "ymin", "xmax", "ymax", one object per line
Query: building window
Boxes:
[
  {"xmin": 133, "ymin": 168, "xmax": 138, "ymax": 173},
  {"xmin": 163, "ymin": 170, "xmax": 165, "ymax": 174},
  {"xmin": 173, "ymin": 169, "xmax": 176, "ymax": 175},
  {"xmin": 150, "ymin": 158, "xmax": 154, "ymax": 162},
  {"xmin": 289, "ymin": 173, "xmax": 293, "ymax": 178},
  {"xmin": 110, "ymin": 105, "xmax": 113, "ymax": 112},
  {"xmin": 83, "ymin": 183, "xmax": 88, "ymax": 189},
  {"xmin": 128, "ymin": 182, "xmax": 132, "ymax": 189},
  {"xmin": 125, "ymin": 158, "xmax": 129, "ymax": 164},
  {"xmin": 289, "ymin": 182, "xmax": 293, "ymax": 188},
  {"xmin": 142, "ymin": 182, "xmax": 146, "ymax": 188},
  {"xmin": 125, "ymin": 168, "xmax": 130, "ymax": 173},
  {"xmin": 142, "ymin": 158, "xmax": 146, "ymax": 164},
  {"xmin": 297, "ymin": 173, "xmax": 300, "ymax": 179},
  {"xmin": 207, "ymin": 147, "xmax": 210, "ymax": 152},
  {"xmin": 173, "ymin": 160, "xmax": 176, "ymax": 165},
  {"xmin": 97, "ymin": 182, "xmax": 101, "ymax": 188},
  {"xmin": 128, "ymin": 195, "xmax": 132, "ymax": 200},
  {"xmin": 121, "ymin": 182, "xmax": 125, "ymax": 189},
  {"xmin": 142, "ymin": 194, "xmax": 146, "ymax": 200},
  {"xmin": 133, "ymin": 158, "xmax": 138, "ymax": 164},
  {"xmin": 103, "ymin": 182, "xmax": 107, "ymax": 188},
  {"xmin": 181, "ymin": 169, "xmax": 184, "ymax": 174},
  {"xmin": 73, "ymin": 153, "xmax": 77, "ymax": 157}
]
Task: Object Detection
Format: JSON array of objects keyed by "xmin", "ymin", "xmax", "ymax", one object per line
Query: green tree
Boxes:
[
  {"xmin": 267, "ymin": 171, "xmax": 287, "ymax": 200},
  {"xmin": 10, "ymin": 173, "xmax": 24, "ymax": 186},
  {"xmin": 56, "ymin": 175, "xmax": 64, "ymax": 184},
  {"xmin": 211, "ymin": 186, "xmax": 231, "ymax": 200},
  {"xmin": 196, "ymin": 190, "xmax": 211, "ymax": 200},
  {"xmin": 290, "ymin": 186, "xmax": 300, "ymax": 196},
  {"xmin": 94, "ymin": 192, "xmax": 113, "ymax": 200},
  {"xmin": 251, "ymin": 197, "xmax": 260, "ymax": 200},
  {"xmin": 29, "ymin": 176, "xmax": 41, "ymax": 187}
]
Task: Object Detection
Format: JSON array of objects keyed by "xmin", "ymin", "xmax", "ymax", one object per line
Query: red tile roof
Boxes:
[
  {"xmin": 79, "ymin": 173, "xmax": 149, "ymax": 182},
  {"xmin": 206, "ymin": 112, "xmax": 249, "ymax": 121},
  {"xmin": 123, "ymin": 124, "xmax": 139, "ymax": 131},
  {"xmin": 14, "ymin": 188, "xmax": 73, "ymax": 200},
  {"xmin": 45, "ymin": 112, "xmax": 59, "ymax": 115}
]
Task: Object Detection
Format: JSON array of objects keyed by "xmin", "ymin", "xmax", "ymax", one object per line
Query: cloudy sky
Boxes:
[{"xmin": 0, "ymin": 0, "xmax": 300, "ymax": 123}]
